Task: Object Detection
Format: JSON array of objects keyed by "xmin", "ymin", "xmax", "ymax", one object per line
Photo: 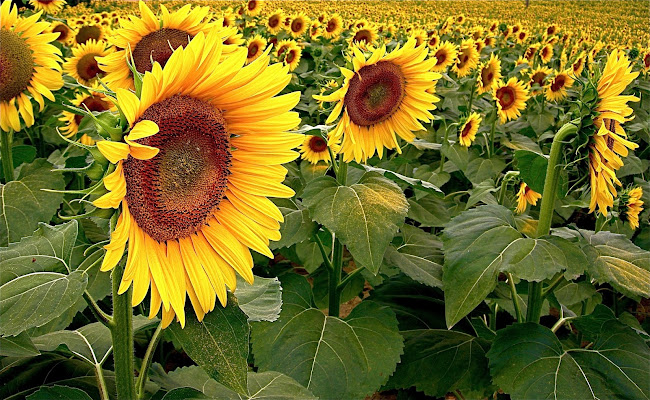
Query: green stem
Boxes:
[
  {"xmin": 467, "ymin": 75, "xmax": 477, "ymax": 113},
  {"xmin": 313, "ymin": 233, "xmax": 333, "ymax": 271},
  {"xmin": 507, "ymin": 273, "xmax": 524, "ymax": 323},
  {"xmin": 490, "ymin": 303, "xmax": 498, "ymax": 330},
  {"xmin": 329, "ymin": 158, "xmax": 347, "ymax": 317},
  {"xmin": 1, "ymin": 129, "xmax": 15, "ymax": 183},
  {"xmin": 95, "ymin": 364, "xmax": 110, "ymax": 400},
  {"xmin": 83, "ymin": 291, "xmax": 113, "ymax": 328},
  {"xmin": 110, "ymin": 261, "xmax": 136, "ymax": 400},
  {"xmin": 136, "ymin": 322, "xmax": 163, "ymax": 399},
  {"xmin": 527, "ymin": 121, "xmax": 579, "ymax": 324},
  {"xmin": 338, "ymin": 267, "xmax": 364, "ymax": 290},
  {"xmin": 489, "ymin": 117, "xmax": 497, "ymax": 158},
  {"xmin": 439, "ymin": 121, "xmax": 449, "ymax": 173},
  {"xmin": 541, "ymin": 274, "xmax": 564, "ymax": 298},
  {"xmin": 497, "ymin": 171, "xmax": 520, "ymax": 206}
]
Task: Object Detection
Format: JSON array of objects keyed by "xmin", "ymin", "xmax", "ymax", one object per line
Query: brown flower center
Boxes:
[
  {"xmin": 496, "ymin": 86, "xmax": 516, "ymax": 110},
  {"xmin": 123, "ymin": 95, "xmax": 231, "ymax": 242},
  {"xmin": 353, "ymin": 29, "xmax": 372, "ymax": 43},
  {"xmin": 327, "ymin": 20, "xmax": 337, "ymax": 32},
  {"xmin": 461, "ymin": 121, "xmax": 473, "ymax": 138},
  {"xmin": 481, "ymin": 67, "xmax": 494, "ymax": 87},
  {"xmin": 132, "ymin": 28, "xmax": 192, "ymax": 74},
  {"xmin": 247, "ymin": 43, "xmax": 259, "ymax": 59},
  {"xmin": 550, "ymin": 75, "xmax": 566, "ymax": 92},
  {"xmin": 435, "ymin": 49, "xmax": 447, "ymax": 65},
  {"xmin": 269, "ymin": 15, "xmax": 280, "ymax": 28},
  {"xmin": 531, "ymin": 71, "xmax": 547, "ymax": 87},
  {"xmin": 74, "ymin": 95, "xmax": 111, "ymax": 125},
  {"xmin": 644, "ymin": 53, "xmax": 650, "ymax": 68},
  {"xmin": 291, "ymin": 19, "xmax": 303, "ymax": 33},
  {"xmin": 309, "ymin": 136, "xmax": 328, "ymax": 152},
  {"xmin": 345, "ymin": 61, "xmax": 405, "ymax": 126},
  {"xmin": 75, "ymin": 25, "xmax": 101, "ymax": 45},
  {"xmin": 247, "ymin": 0, "xmax": 257, "ymax": 11},
  {"xmin": 53, "ymin": 24, "xmax": 71, "ymax": 42},
  {"xmin": 77, "ymin": 53, "xmax": 103, "ymax": 82},
  {"xmin": 0, "ymin": 30, "xmax": 34, "ymax": 102}
]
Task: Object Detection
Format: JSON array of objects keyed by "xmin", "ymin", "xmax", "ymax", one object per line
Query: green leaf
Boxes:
[
  {"xmin": 442, "ymin": 205, "xmax": 522, "ymax": 328},
  {"xmin": 353, "ymin": 164, "xmax": 444, "ymax": 196},
  {"xmin": 295, "ymin": 241, "xmax": 326, "ymax": 273},
  {"xmin": 169, "ymin": 293, "xmax": 249, "ymax": 395},
  {"xmin": 499, "ymin": 236, "xmax": 587, "ymax": 281},
  {"xmin": 407, "ymin": 195, "xmax": 450, "ymax": 228},
  {"xmin": 527, "ymin": 109, "xmax": 555, "ymax": 134},
  {"xmin": 302, "ymin": 172, "xmax": 408, "ymax": 274},
  {"xmin": 389, "ymin": 330, "xmax": 491, "ymax": 397},
  {"xmin": 487, "ymin": 322, "xmax": 650, "ymax": 400},
  {"xmin": 0, "ymin": 270, "xmax": 88, "ymax": 336},
  {"xmin": 272, "ymin": 199, "xmax": 317, "ymax": 249},
  {"xmin": 466, "ymin": 179, "xmax": 498, "ymax": 209},
  {"xmin": 0, "ymin": 332, "xmax": 40, "ymax": 357},
  {"xmin": 0, "ymin": 221, "xmax": 78, "ymax": 285},
  {"xmin": 465, "ymin": 157, "xmax": 506, "ymax": 184},
  {"xmin": 26, "ymin": 385, "xmax": 93, "ymax": 400},
  {"xmin": 384, "ymin": 225, "xmax": 443, "ymax": 288},
  {"xmin": 441, "ymin": 141, "xmax": 469, "ymax": 171},
  {"xmin": 514, "ymin": 150, "xmax": 548, "ymax": 193},
  {"xmin": 235, "ymin": 275, "xmax": 282, "ymax": 322},
  {"xmin": 162, "ymin": 387, "xmax": 208, "ymax": 400},
  {"xmin": 300, "ymin": 161, "xmax": 330, "ymax": 182},
  {"xmin": 0, "ymin": 145, "xmax": 36, "ymax": 180},
  {"xmin": 501, "ymin": 134, "xmax": 542, "ymax": 153},
  {"xmin": 252, "ymin": 275, "xmax": 403, "ymax": 400},
  {"xmin": 0, "ymin": 159, "xmax": 65, "ymax": 246}
]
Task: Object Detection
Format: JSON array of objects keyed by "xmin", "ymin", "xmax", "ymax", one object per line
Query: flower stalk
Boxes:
[
  {"xmin": 1, "ymin": 129, "xmax": 15, "ymax": 183},
  {"xmin": 136, "ymin": 322, "xmax": 163, "ymax": 399},
  {"xmin": 110, "ymin": 259, "xmax": 136, "ymax": 400},
  {"xmin": 328, "ymin": 159, "xmax": 348, "ymax": 317}
]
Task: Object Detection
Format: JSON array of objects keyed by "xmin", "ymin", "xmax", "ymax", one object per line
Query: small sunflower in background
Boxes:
[
  {"xmin": 49, "ymin": 21, "xmax": 73, "ymax": 44},
  {"xmin": 63, "ymin": 39, "xmax": 108, "ymax": 85},
  {"xmin": 430, "ymin": 41, "xmax": 458, "ymax": 72},
  {"xmin": 477, "ymin": 53, "xmax": 502, "ymax": 94},
  {"xmin": 265, "ymin": 9, "xmax": 284, "ymax": 34},
  {"xmin": 30, "ymin": 0, "xmax": 66, "ymax": 14},
  {"xmin": 244, "ymin": 0, "xmax": 263, "ymax": 17},
  {"xmin": 288, "ymin": 12, "xmax": 309, "ymax": 38},
  {"xmin": 0, "ymin": 0, "xmax": 63, "ymax": 132},
  {"xmin": 529, "ymin": 66, "xmax": 552, "ymax": 94},
  {"xmin": 458, "ymin": 112, "xmax": 482, "ymax": 147},
  {"xmin": 299, "ymin": 135, "xmax": 340, "ymax": 164},
  {"xmin": 545, "ymin": 70, "xmax": 574, "ymax": 101},
  {"xmin": 588, "ymin": 50, "xmax": 639, "ymax": 216},
  {"xmin": 246, "ymin": 35, "xmax": 266, "ymax": 64},
  {"xmin": 516, "ymin": 29, "xmax": 528, "ymax": 44},
  {"xmin": 59, "ymin": 84, "xmax": 115, "ymax": 145},
  {"xmin": 618, "ymin": 187, "xmax": 644, "ymax": 229},
  {"xmin": 314, "ymin": 39, "xmax": 441, "ymax": 162},
  {"xmin": 641, "ymin": 49, "xmax": 650, "ymax": 73},
  {"xmin": 539, "ymin": 43, "xmax": 554, "ymax": 63},
  {"xmin": 323, "ymin": 13, "xmax": 343, "ymax": 39},
  {"xmin": 515, "ymin": 182, "xmax": 542, "ymax": 214},
  {"xmin": 572, "ymin": 53, "xmax": 586, "ymax": 75},
  {"xmin": 93, "ymin": 29, "xmax": 302, "ymax": 328},
  {"xmin": 453, "ymin": 39, "xmax": 479, "ymax": 77},
  {"xmin": 427, "ymin": 34, "xmax": 440, "ymax": 49},
  {"xmin": 73, "ymin": 23, "xmax": 105, "ymax": 45},
  {"xmin": 493, "ymin": 78, "xmax": 530, "ymax": 123},
  {"xmin": 350, "ymin": 25, "xmax": 378, "ymax": 49}
]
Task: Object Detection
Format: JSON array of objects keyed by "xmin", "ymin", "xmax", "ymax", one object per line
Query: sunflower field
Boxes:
[{"xmin": 1, "ymin": 0, "xmax": 650, "ymax": 398}]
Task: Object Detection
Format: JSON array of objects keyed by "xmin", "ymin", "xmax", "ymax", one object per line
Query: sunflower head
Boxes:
[
  {"xmin": 323, "ymin": 13, "xmax": 343, "ymax": 39},
  {"xmin": 74, "ymin": 23, "xmax": 104, "ymax": 45},
  {"xmin": 540, "ymin": 43, "xmax": 554, "ymax": 63},
  {"xmin": 299, "ymin": 135, "xmax": 340, "ymax": 164},
  {"xmin": 477, "ymin": 54, "xmax": 502, "ymax": 94},
  {"xmin": 29, "ymin": 0, "xmax": 66, "ymax": 14},
  {"xmin": 452, "ymin": 39, "xmax": 479, "ymax": 77},
  {"xmin": 288, "ymin": 12, "xmax": 309, "ymax": 38},
  {"xmin": 529, "ymin": 66, "xmax": 552, "ymax": 94},
  {"xmin": 458, "ymin": 112, "xmax": 482, "ymax": 147},
  {"xmin": 515, "ymin": 182, "xmax": 541, "ymax": 214},
  {"xmin": 63, "ymin": 39, "xmax": 108, "ymax": 85},
  {"xmin": 350, "ymin": 25, "xmax": 378, "ymax": 48},
  {"xmin": 430, "ymin": 41, "xmax": 458, "ymax": 72},
  {"xmin": 617, "ymin": 187, "xmax": 644, "ymax": 229},
  {"xmin": 60, "ymin": 84, "xmax": 116, "ymax": 141},
  {"xmin": 244, "ymin": 0, "xmax": 263, "ymax": 16},
  {"xmin": 246, "ymin": 35, "xmax": 266, "ymax": 64},
  {"xmin": 266, "ymin": 9, "xmax": 284, "ymax": 34},
  {"xmin": 493, "ymin": 78, "xmax": 530, "ymax": 124},
  {"xmin": 545, "ymin": 70, "xmax": 574, "ymax": 102},
  {"xmin": 49, "ymin": 21, "xmax": 73, "ymax": 44}
]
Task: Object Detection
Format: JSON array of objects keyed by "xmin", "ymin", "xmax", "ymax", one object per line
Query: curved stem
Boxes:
[
  {"xmin": 136, "ymin": 322, "xmax": 163, "ymax": 399},
  {"xmin": 1, "ymin": 128, "xmax": 15, "ymax": 183},
  {"xmin": 110, "ymin": 260, "xmax": 136, "ymax": 400},
  {"xmin": 507, "ymin": 273, "xmax": 524, "ymax": 323},
  {"xmin": 83, "ymin": 291, "xmax": 113, "ymax": 328},
  {"xmin": 313, "ymin": 233, "xmax": 333, "ymax": 271},
  {"xmin": 95, "ymin": 363, "xmax": 110, "ymax": 400},
  {"xmin": 526, "ymin": 121, "xmax": 579, "ymax": 324},
  {"xmin": 338, "ymin": 267, "xmax": 364, "ymax": 290}
]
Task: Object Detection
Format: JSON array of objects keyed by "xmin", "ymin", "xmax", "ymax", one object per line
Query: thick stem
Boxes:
[
  {"xmin": 329, "ymin": 158, "xmax": 347, "ymax": 317},
  {"xmin": 439, "ymin": 121, "xmax": 449, "ymax": 173},
  {"xmin": 95, "ymin": 364, "xmax": 110, "ymax": 400},
  {"xmin": 467, "ymin": 75, "xmax": 477, "ymax": 113},
  {"xmin": 110, "ymin": 261, "xmax": 136, "ymax": 400},
  {"xmin": 489, "ymin": 117, "xmax": 497, "ymax": 158},
  {"xmin": 507, "ymin": 273, "xmax": 524, "ymax": 323},
  {"xmin": 136, "ymin": 323, "xmax": 163, "ymax": 399},
  {"xmin": 527, "ymin": 122, "xmax": 578, "ymax": 323},
  {"xmin": 1, "ymin": 129, "xmax": 15, "ymax": 183},
  {"xmin": 313, "ymin": 233, "xmax": 333, "ymax": 271}
]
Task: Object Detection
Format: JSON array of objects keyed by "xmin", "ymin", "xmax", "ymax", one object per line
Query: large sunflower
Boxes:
[
  {"xmin": 430, "ymin": 41, "xmax": 458, "ymax": 72},
  {"xmin": 73, "ymin": 23, "xmax": 105, "ymax": 45},
  {"xmin": 288, "ymin": 12, "xmax": 309, "ymax": 38},
  {"xmin": 63, "ymin": 39, "xmax": 109, "ymax": 85},
  {"xmin": 493, "ymin": 78, "xmax": 530, "ymax": 123},
  {"xmin": 98, "ymin": 1, "xmax": 237, "ymax": 90},
  {"xmin": 93, "ymin": 29, "xmax": 302, "ymax": 328},
  {"xmin": 244, "ymin": 0, "xmax": 264, "ymax": 17},
  {"xmin": 529, "ymin": 66, "xmax": 552, "ymax": 95},
  {"xmin": 477, "ymin": 53, "xmax": 501, "ymax": 94},
  {"xmin": 0, "ymin": 1, "xmax": 63, "ymax": 132},
  {"xmin": 588, "ymin": 50, "xmax": 639, "ymax": 215},
  {"xmin": 246, "ymin": 35, "xmax": 266, "ymax": 64},
  {"xmin": 30, "ymin": 0, "xmax": 66, "ymax": 14},
  {"xmin": 314, "ymin": 39, "xmax": 440, "ymax": 162}
]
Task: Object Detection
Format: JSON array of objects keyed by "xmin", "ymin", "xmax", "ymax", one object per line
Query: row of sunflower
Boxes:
[{"xmin": 1, "ymin": 0, "xmax": 649, "ymax": 399}]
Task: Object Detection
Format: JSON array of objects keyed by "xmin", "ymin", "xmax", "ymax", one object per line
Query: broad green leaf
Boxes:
[
  {"xmin": 553, "ymin": 281, "xmax": 602, "ymax": 316},
  {"xmin": 466, "ymin": 179, "xmax": 498, "ymax": 209},
  {"xmin": 384, "ymin": 225, "xmax": 443, "ymax": 288},
  {"xmin": 442, "ymin": 205, "xmax": 522, "ymax": 328},
  {"xmin": 295, "ymin": 241, "xmax": 326, "ymax": 273},
  {"xmin": 0, "ymin": 332, "xmax": 40, "ymax": 357},
  {"xmin": 487, "ymin": 322, "xmax": 650, "ymax": 400},
  {"xmin": 0, "ymin": 270, "xmax": 88, "ymax": 336},
  {"xmin": 302, "ymin": 172, "xmax": 408, "ymax": 274},
  {"xmin": 272, "ymin": 199, "xmax": 317, "ymax": 249},
  {"xmin": 527, "ymin": 109, "xmax": 555, "ymax": 134},
  {"xmin": 162, "ymin": 387, "xmax": 208, "ymax": 400},
  {"xmin": 169, "ymin": 293, "xmax": 249, "ymax": 395},
  {"xmin": 514, "ymin": 150, "xmax": 548, "ymax": 193},
  {"xmin": 234, "ymin": 275, "xmax": 282, "ymax": 322},
  {"xmin": 388, "ymin": 330, "xmax": 491, "ymax": 397},
  {"xmin": 0, "ymin": 145, "xmax": 36, "ymax": 180},
  {"xmin": 441, "ymin": 141, "xmax": 469, "ymax": 171},
  {"xmin": 0, "ymin": 221, "xmax": 78, "ymax": 285},
  {"xmin": 412, "ymin": 166, "xmax": 451, "ymax": 189},
  {"xmin": 501, "ymin": 134, "xmax": 542, "ymax": 153},
  {"xmin": 300, "ymin": 161, "xmax": 329, "ymax": 182},
  {"xmin": 26, "ymin": 385, "xmax": 93, "ymax": 400},
  {"xmin": 0, "ymin": 159, "xmax": 65, "ymax": 246},
  {"xmin": 465, "ymin": 157, "xmax": 506, "ymax": 184},
  {"xmin": 353, "ymin": 164, "xmax": 444, "ymax": 196},
  {"xmin": 252, "ymin": 275, "xmax": 403, "ymax": 400},
  {"xmin": 499, "ymin": 236, "xmax": 587, "ymax": 281},
  {"xmin": 407, "ymin": 195, "xmax": 450, "ymax": 228}
]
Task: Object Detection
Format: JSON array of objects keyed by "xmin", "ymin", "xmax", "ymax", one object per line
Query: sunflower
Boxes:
[
  {"xmin": 430, "ymin": 41, "xmax": 458, "ymax": 72},
  {"xmin": 493, "ymin": 78, "xmax": 530, "ymax": 123},
  {"xmin": 515, "ymin": 182, "xmax": 541, "ymax": 214},
  {"xmin": 524, "ymin": 44, "xmax": 539, "ymax": 62},
  {"xmin": 545, "ymin": 70, "xmax": 574, "ymax": 102},
  {"xmin": 643, "ymin": 49, "xmax": 650, "ymax": 73},
  {"xmin": 412, "ymin": 29, "xmax": 428, "ymax": 47},
  {"xmin": 246, "ymin": 35, "xmax": 266, "ymax": 64},
  {"xmin": 516, "ymin": 30, "xmax": 528, "ymax": 44},
  {"xmin": 288, "ymin": 12, "xmax": 309, "ymax": 38},
  {"xmin": 458, "ymin": 112, "xmax": 482, "ymax": 147},
  {"xmin": 572, "ymin": 53, "xmax": 586, "ymax": 75},
  {"xmin": 323, "ymin": 13, "xmax": 343, "ymax": 39},
  {"xmin": 93, "ymin": 29, "xmax": 302, "ymax": 328},
  {"xmin": 539, "ymin": 43, "xmax": 554, "ymax": 63},
  {"xmin": 74, "ymin": 23, "xmax": 104, "ymax": 45},
  {"xmin": 244, "ymin": 0, "xmax": 263, "ymax": 17},
  {"xmin": 49, "ymin": 21, "xmax": 73, "ymax": 44},
  {"xmin": 309, "ymin": 21, "xmax": 321, "ymax": 40},
  {"xmin": 529, "ymin": 66, "xmax": 552, "ymax": 95},
  {"xmin": 350, "ymin": 25, "xmax": 378, "ymax": 48},
  {"xmin": 314, "ymin": 39, "xmax": 440, "ymax": 162},
  {"xmin": 98, "ymin": 1, "xmax": 237, "ymax": 91},
  {"xmin": 30, "ymin": 0, "xmax": 66, "ymax": 14},
  {"xmin": 427, "ymin": 34, "xmax": 439, "ymax": 49},
  {"xmin": 452, "ymin": 39, "xmax": 479, "ymax": 78},
  {"xmin": 63, "ymin": 39, "xmax": 108, "ymax": 85},
  {"xmin": 588, "ymin": 50, "xmax": 639, "ymax": 215},
  {"xmin": 299, "ymin": 135, "xmax": 340, "ymax": 164},
  {"xmin": 282, "ymin": 42, "xmax": 302, "ymax": 71},
  {"xmin": 0, "ymin": 1, "xmax": 63, "ymax": 133},
  {"xmin": 477, "ymin": 53, "xmax": 501, "ymax": 95},
  {"xmin": 265, "ymin": 9, "xmax": 284, "ymax": 34},
  {"xmin": 59, "ymin": 85, "xmax": 115, "ymax": 144},
  {"xmin": 619, "ymin": 187, "xmax": 644, "ymax": 229}
]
